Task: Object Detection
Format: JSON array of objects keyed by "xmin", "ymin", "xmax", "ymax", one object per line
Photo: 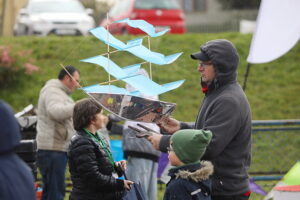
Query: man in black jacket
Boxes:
[{"xmin": 149, "ymin": 39, "xmax": 252, "ymax": 200}]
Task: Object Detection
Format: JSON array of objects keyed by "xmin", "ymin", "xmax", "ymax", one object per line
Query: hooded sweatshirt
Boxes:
[
  {"xmin": 160, "ymin": 39, "xmax": 252, "ymax": 196},
  {"xmin": 0, "ymin": 101, "xmax": 35, "ymax": 200},
  {"xmin": 195, "ymin": 39, "xmax": 252, "ymax": 196}
]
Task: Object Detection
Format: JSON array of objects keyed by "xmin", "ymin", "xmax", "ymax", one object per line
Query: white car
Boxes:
[{"xmin": 14, "ymin": 0, "xmax": 95, "ymax": 36}]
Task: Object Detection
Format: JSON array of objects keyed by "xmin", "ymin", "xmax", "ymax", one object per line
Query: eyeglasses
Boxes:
[
  {"xmin": 199, "ymin": 62, "xmax": 213, "ymax": 68},
  {"xmin": 167, "ymin": 146, "xmax": 174, "ymax": 152}
]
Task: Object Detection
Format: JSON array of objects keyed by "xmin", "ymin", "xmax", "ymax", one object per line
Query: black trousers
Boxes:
[{"xmin": 212, "ymin": 193, "xmax": 250, "ymax": 200}]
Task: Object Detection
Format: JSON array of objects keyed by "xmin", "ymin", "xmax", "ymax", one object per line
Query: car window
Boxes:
[
  {"xmin": 28, "ymin": 0, "xmax": 85, "ymax": 13},
  {"xmin": 109, "ymin": 0, "xmax": 131, "ymax": 17},
  {"xmin": 134, "ymin": 0, "xmax": 180, "ymax": 9}
]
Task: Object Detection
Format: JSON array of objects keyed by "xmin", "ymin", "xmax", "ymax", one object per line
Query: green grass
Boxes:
[
  {"xmin": 3, "ymin": 34, "xmax": 299, "ymax": 200},
  {"xmin": 1, "ymin": 33, "xmax": 300, "ymax": 121}
]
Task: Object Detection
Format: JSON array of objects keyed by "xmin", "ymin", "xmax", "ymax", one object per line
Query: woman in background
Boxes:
[{"xmin": 68, "ymin": 98, "xmax": 133, "ymax": 200}]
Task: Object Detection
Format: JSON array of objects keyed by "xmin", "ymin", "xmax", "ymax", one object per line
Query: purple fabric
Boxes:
[
  {"xmin": 157, "ymin": 153, "xmax": 169, "ymax": 178},
  {"xmin": 249, "ymin": 178, "xmax": 267, "ymax": 196}
]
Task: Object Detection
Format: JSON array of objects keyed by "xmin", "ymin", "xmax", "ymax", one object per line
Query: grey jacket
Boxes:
[
  {"xmin": 160, "ymin": 39, "xmax": 252, "ymax": 196},
  {"xmin": 123, "ymin": 121, "xmax": 161, "ymax": 162},
  {"xmin": 36, "ymin": 79, "xmax": 75, "ymax": 152}
]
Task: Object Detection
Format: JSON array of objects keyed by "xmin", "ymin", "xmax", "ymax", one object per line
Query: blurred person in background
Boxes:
[
  {"xmin": 122, "ymin": 68, "xmax": 161, "ymax": 200},
  {"xmin": 0, "ymin": 100, "xmax": 35, "ymax": 200},
  {"xmin": 36, "ymin": 66, "xmax": 80, "ymax": 200}
]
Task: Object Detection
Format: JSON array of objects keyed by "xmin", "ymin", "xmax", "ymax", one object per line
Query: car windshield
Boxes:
[
  {"xmin": 134, "ymin": 0, "xmax": 181, "ymax": 9},
  {"xmin": 28, "ymin": 0, "xmax": 85, "ymax": 13}
]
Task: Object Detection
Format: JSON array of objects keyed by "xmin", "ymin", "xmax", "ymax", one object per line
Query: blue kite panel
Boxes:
[
  {"xmin": 81, "ymin": 84, "xmax": 131, "ymax": 95},
  {"xmin": 115, "ymin": 18, "xmax": 169, "ymax": 37},
  {"xmin": 89, "ymin": 27, "xmax": 182, "ymax": 65},
  {"xmin": 81, "ymin": 55, "xmax": 185, "ymax": 96}
]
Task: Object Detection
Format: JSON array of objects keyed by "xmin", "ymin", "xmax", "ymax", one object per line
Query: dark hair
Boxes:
[
  {"xmin": 73, "ymin": 98, "xmax": 102, "ymax": 131},
  {"xmin": 58, "ymin": 66, "xmax": 79, "ymax": 80}
]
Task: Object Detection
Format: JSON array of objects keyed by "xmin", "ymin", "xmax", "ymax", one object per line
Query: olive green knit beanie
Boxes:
[{"xmin": 170, "ymin": 129, "xmax": 212, "ymax": 164}]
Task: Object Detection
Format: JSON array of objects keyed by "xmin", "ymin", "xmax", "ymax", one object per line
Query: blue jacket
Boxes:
[
  {"xmin": 0, "ymin": 101, "xmax": 35, "ymax": 200},
  {"xmin": 164, "ymin": 161, "xmax": 213, "ymax": 200}
]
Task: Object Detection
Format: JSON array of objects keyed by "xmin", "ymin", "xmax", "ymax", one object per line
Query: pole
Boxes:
[
  {"xmin": 1, "ymin": 0, "xmax": 7, "ymax": 36},
  {"xmin": 242, "ymin": 63, "xmax": 251, "ymax": 91}
]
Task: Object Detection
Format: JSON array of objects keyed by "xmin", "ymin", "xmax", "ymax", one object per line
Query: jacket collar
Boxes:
[{"xmin": 168, "ymin": 161, "xmax": 213, "ymax": 182}]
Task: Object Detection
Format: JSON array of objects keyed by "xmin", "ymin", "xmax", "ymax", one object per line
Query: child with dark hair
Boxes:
[
  {"xmin": 68, "ymin": 98, "xmax": 133, "ymax": 200},
  {"xmin": 164, "ymin": 129, "xmax": 213, "ymax": 200}
]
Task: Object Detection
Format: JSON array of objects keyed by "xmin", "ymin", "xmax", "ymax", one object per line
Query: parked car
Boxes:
[
  {"xmin": 13, "ymin": 0, "xmax": 95, "ymax": 36},
  {"xmin": 100, "ymin": 0, "xmax": 186, "ymax": 35}
]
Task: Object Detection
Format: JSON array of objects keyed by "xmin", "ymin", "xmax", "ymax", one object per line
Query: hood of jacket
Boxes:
[
  {"xmin": 201, "ymin": 39, "xmax": 239, "ymax": 87},
  {"xmin": 0, "ymin": 101, "xmax": 21, "ymax": 154},
  {"xmin": 170, "ymin": 161, "xmax": 213, "ymax": 182},
  {"xmin": 42, "ymin": 79, "xmax": 72, "ymax": 95}
]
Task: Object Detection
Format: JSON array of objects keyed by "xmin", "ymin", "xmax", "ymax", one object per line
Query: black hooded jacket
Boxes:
[
  {"xmin": 68, "ymin": 130, "xmax": 125, "ymax": 200},
  {"xmin": 0, "ymin": 101, "xmax": 35, "ymax": 200},
  {"xmin": 160, "ymin": 40, "xmax": 252, "ymax": 196}
]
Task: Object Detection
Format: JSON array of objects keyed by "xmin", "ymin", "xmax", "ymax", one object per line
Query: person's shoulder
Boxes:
[
  {"xmin": 216, "ymin": 85, "xmax": 244, "ymax": 104},
  {"xmin": 41, "ymin": 79, "xmax": 64, "ymax": 93},
  {"xmin": 70, "ymin": 133, "xmax": 93, "ymax": 147}
]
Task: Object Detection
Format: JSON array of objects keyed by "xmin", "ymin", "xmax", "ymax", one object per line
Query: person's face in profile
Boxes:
[
  {"xmin": 91, "ymin": 112, "xmax": 107, "ymax": 130},
  {"xmin": 197, "ymin": 61, "xmax": 215, "ymax": 84},
  {"xmin": 66, "ymin": 71, "xmax": 80, "ymax": 92},
  {"xmin": 167, "ymin": 143, "xmax": 183, "ymax": 166}
]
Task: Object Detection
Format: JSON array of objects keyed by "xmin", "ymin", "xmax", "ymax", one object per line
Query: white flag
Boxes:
[{"xmin": 247, "ymin": 0, "xmax": 300, "ymax": 64}]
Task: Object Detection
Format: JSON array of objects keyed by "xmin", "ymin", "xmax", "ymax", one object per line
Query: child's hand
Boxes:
[{"xmin": 124, "ymin": 180, "xmax": 134, "ymax": 190}]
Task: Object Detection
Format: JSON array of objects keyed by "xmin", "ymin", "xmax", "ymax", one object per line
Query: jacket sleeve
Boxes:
[
  {"xmin": 70, "ymin": 138, "xmax": 124, "ymax": 191},
  {"xmin": 202, "ymin": 96, "xmax": 242, "ymax": 160},
  {"xmin": 44, "ymin": 88, "xmax": 74, "ymax": 121},
  {"xmin": 159, "ymin": 135, "xmax": 171, "ymax": 153},
  {"xmin": 180, "ymin": 122, "xmax": 194, "ymax": 129}
]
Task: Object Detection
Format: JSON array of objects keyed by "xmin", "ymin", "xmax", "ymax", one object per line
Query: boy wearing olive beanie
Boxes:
[{"xmin": 164, "ymin": 129, "xmax": 214, "ymax": 200}]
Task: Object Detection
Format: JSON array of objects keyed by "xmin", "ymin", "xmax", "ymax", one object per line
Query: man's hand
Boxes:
[
  {"xmin": 147, "ymin": 133, "xmax": 163, "ymax": 150},
  {"xmin": 157, "ymin": 117, "xmax": 180, "ymax": 134}
]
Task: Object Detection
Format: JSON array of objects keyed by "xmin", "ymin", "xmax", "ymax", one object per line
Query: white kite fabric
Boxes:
[
  {"xmin": 247, "ymin": 0, "xmax": 300, "ymax": 64},
  {"xmin": 81, "ymin": 18, "xmax": 185, "ymax": 97}
]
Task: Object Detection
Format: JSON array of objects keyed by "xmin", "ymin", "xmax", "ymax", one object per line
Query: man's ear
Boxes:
[{"xmin": 67, "ymin": 75, "xmax": 73, "ymax": 82}]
